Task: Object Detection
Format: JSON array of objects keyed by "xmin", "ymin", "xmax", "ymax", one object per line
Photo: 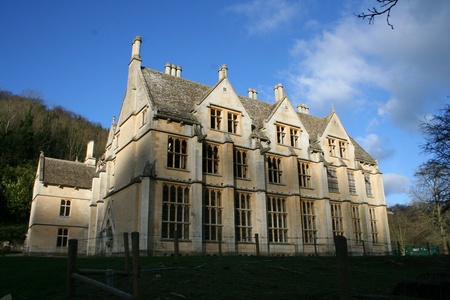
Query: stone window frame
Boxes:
[
  {"xmin": 276, "ymin": 123, "xmax": 301, "ymax": 147},
  {"xmin": 167, "ymin": 136, "xmax": 188, "ymax": 170},
  {"xmin": 210, "ymin": 107, "xmax": 222, "ymax": 130},
  {"xmin": 267, "ymin": 195, "xmax": 288, "ymax": 243},
  {"xmin": 202, "ymin": 188, "xmax": 223, "ymax": 241},
  {"xmin": 161, "ymin": 183, "xmax": 190, "ymax": 240},
  {"xmin": 330, "ymin": 203, "xmax": 344, "ymax": 237},
  {"xmin": 369, "ymin": 207, "xmax": 379, "ymax": 244},
  {"xmin": 301, "ymin": 200, "xmax": 316, "ymax": 244},
  {"xmin": 348, "ymin": 171, "xmax": 357, "ymax": 195},
  {"xmin": 364, "ymin": 174, "xmax": 373, "ymax": 197},
  {"xmin": 210, "ymin": 105, "xmax": 241, "ymax": 134},
  {"xmin": 56, "ymin": 228, "xmax": 69, "ymax": 247},
  {"xmin": 227, "ymin": 111, "xmax": 239, "ymax": 134},
  {"xmin": 328, "ymin": 137, "xmax": 348, "ymax": 159},
  {"xmin": 203, "ymin": 143, "xmax": 220, "ymax": 175},
  {"xmin": 298, "ymin": 160, "xmax": 311, "ymax": 188},
  {"xmin": 267, "ymin": 155, "xmax": 283, "ymax": 184},
  {"xmin": 351, "ymin": 205, "xmax": 363, "ymax": 243},
  {"xmin": 59, "ymin": 199, "xmax": 71, "ymax": 217},
  {"xmin": 233, "ymin": 148, "xmax": 248, "ymax": 179},
  {"xmin": 326, "ymin": 167, "xmax": 339, "ymax": 193},
  {"xmin": 235, "ymin": 191, "xmax": 252, "ymax": 242}
]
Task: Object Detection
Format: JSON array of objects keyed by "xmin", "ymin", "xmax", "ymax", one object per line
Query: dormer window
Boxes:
[
  {"xmin": 290, "ymin": 128, "xmax": 299, "ymax": 147},
  {"xmin": 210, "ymin": 106, "xmax": 240, "ymax": 134},
  {"xmin": 328, "ymin": 137, "xmax": 347, "ymax": 159},
  {"xmin": 210, "ymin": 107, "xmax": 222, "ymax": 130},
  {"xmin": 227, "ymin": 112, "xmax": 239, "ymax": 133},
  {"xmin": 276, "ymin": 123, "xmax": 300, "ymax": 147},
  {"xmin": 276, "ymin": 125, "xmax": 285, "ymax": 144}
]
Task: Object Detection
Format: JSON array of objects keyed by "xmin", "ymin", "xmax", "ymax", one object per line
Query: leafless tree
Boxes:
[{"xmin": 356, "ymin": 0, "xmax": 399, "ymax": 29}]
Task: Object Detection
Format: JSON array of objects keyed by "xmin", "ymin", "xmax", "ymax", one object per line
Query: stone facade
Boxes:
[{"xmin": 27, "ymin": 36, "xmax": 391, "ymax": 256}]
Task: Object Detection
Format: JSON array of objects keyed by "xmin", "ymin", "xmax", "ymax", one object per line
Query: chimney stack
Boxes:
[
  {"xmin": 164, "ymin": 63, "xmax": 182, "ymax": 78},
  {"xmin": 247, "ymin": 88, "xmax": 258, "ymax": 99},
  {"xmin": 85, "ymin": 140, "xmax": 96, "ymax": 166},
  {"xmin": 131, "ymin": 36, "xmax": 142, "ymax": 61},
  {"xmin": 218, "ymin": 64, "xmax": 228, "ymax": 80},
  {"xmin": 274, "ymin": 83, "xmax": 284, "ymax": 102},
  {"xmin": 297, "ymin": 104, "xmax": 309, "ymax": 114}
]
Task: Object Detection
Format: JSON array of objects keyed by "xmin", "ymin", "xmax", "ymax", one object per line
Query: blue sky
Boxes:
[{"xmin": 1, "ymin": 0, "xmax": 449, "ymax": 206}]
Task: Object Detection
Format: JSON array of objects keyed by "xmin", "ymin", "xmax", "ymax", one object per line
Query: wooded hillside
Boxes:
[{"xmin": 0, "ymin": 89, "xmax": 108, "ymax": 241}]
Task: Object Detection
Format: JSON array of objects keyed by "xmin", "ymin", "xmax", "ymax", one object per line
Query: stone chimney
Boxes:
[
  {"xmin": 218, "ymin": 64, "xmax": 228, "ymax": 80},
  {"xmin": 131, "ymin": 36, "xmax": 142, "ymax": 61},
  {"xmin": 247, "ymin": 88, "xmax": 258, "ymax": 99},
  {"xmin": 297, "ymin": 103, "xmax": 309, "ymax": 114},
  {"xmin": 164, "ymin": 62, "xmax": 182, "ymax": 78},
  {"xmin": 85, "ymin": 140, "xmax": 96, "ymax": 166},
  {"xmin": 274, "ymin": 83, "xmax": 284, "ymax": 102}
]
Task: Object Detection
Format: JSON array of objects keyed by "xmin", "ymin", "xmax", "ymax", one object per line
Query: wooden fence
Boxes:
[
  {"xmin": 66, "ymin": 232, "xmax": 354, "ymax": 300},
  {"xmin": 66, "ymin": 232, "xmax": 141, "ymax": 300}
]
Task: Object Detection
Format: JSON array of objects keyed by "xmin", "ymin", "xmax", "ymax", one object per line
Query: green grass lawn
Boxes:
[{"xmin": 1, "ymin": 254, "xmax": 449, "ymax": 299}]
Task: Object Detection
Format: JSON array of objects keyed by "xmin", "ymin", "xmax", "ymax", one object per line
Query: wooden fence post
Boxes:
[
  {"xmin": 255, "ymin": 234, "xmax": 260, "ymax": 256},
  {"xmin": 66, "ymin": 239, "xmax": 78, "ymax": 298},
  {"xmin": 174, "ymin": 230, "xmax": 179, "ymax": 263},
  {"xmin": 397, "ymin": 241, "xmax": 402, "ymax": 256},
  {"xmin": 123, "ymin": 232, "xmax": 130, "ymax": 275},
  {"xmin": 218, "ymin": 228, "xmax": 222, "ymax": 257},
  {"xmin": 335, "ymin": 236, "xmax": 351, "ymax": 300},
  {"xmin": 131, "ymin": 232, "xmax": 141, "ymax": 300},
  {"xmin": 314, "ymin": 236, "xmax": 318, "ymax": 256}
]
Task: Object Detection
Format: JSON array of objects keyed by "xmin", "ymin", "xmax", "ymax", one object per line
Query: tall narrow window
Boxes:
[
  {"xmin": 276, "ymin": 125, "xmax": 285, "ymax": 144},
  {"xmin": 365, "ymin": 174, "xmax": 373, "ymax": 197},
  {"xmin": 327, "ymin": 167, "xmax": 339, "ymax": 193},
  {"xmin": 348, "ymin": 171, "xmax": 356, "ymax": 194},
  {"xmin": 59, "ymin": 199, "xmax": 71, "ymax": 217},
  {"xmin": 227, "ymin": 112, "xmax": 239, "ymax": 134},
  {"xmin": 298, "ymin": 161, "xmax": 311, "ymax": 188},
  {"xmin": 203, "ymin": 143, "xmax": 220, "ymax": 174},
  {"xmin": 141, "ymin": 108, "xmax": 147, "ymax": 127},
  {"xmin": 233, "ymin": 148, "xmax": 248, "ymax": 179},
  {"xmin": 56, "ymin": 228, "xmax": 69, "ymax": 247},
  {"xmin": 339, "ymin": 141, "xmax": 347, "ymax": 158},
  {"xmin": 267, "ymin": 196, "xmax": 288, "ymax": 243},
  {"xmin": 235, "ymin": 192, "xmax": 252, "ymax": 242},
  {"xmin": 301, "ymin": 200, "xmax": 316, "ymax": 244},
  {"xmin": 162, "ymin": 184, "xmax": 190, "ymax": 240},
  {"xmin": 268, "ymin": 156, "xmax": 283, "ymax": 184},
  {"xmin": 167, "ymin": 136, "xmax": 188, "ymax": 169},
  {"xmin": 328, "ymin": 138, "xmax": 336, "ymax": 156},
  {"xmin": 330, "ymin": 203, "xmax": 344, "ymax": 237},
  {"xmin": 203, "ymin": 188, "xmax": 222, "ymax": 241},
  {"xmin": 290, "ymin": 128, "xmax": 299, "ymax": 147},
  {"xmin": 351, "ymin": 205, "xmax": 362, "ymax": 243},
  {"xmin": 369, "ymin": 207, "xmax": 378, "ymax": 244},
  {"xmin": 210, "ymin": 107, "xmax": 222, "ymax": 130}
]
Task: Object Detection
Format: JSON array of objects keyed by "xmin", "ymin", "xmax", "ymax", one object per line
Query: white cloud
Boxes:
[
  {"xmin": 225, "ymin": 0, "xmax": 301, "ymax": 35},
  {"xmin": 383, "ymin": 173, "xmax": 410, "ymax": 196},
  {"xmin": 356, "ymin": 133, "xmax": 394, "ymax": 161},
  {"xmin": 286, "ymin": 1, "xmax": 450, "ymax": 131}
]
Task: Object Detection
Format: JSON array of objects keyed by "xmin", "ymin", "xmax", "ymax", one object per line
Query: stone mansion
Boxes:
[{"xmin": 26, "ymin": 36, "xmax": 391, "ymax": 256}]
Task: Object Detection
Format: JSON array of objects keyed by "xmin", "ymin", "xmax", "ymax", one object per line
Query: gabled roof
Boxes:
[
  {"xmin": 139, "ymin": 67, "xmax": 376, "ymax": 163},
  {"xmin": 41, "ymin": 157, "xmax": 96, "ymax": 189},
  {"xmin": 350, "ymin": 137, "xmax": 377, "ymax": 164},
  {"xmin": 141, "ymin": 68, "xmax": 211, "ymax": 122}
]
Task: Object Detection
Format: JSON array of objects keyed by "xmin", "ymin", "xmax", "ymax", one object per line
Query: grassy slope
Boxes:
[{"xmin": 1, "ymin": 255, "xmax": 449, "ymax": 299}]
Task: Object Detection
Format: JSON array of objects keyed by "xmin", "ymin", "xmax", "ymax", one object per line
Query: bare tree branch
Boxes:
[{"xmin": 356, "ymin": 0, "xmax": 399, "ymax": 29}]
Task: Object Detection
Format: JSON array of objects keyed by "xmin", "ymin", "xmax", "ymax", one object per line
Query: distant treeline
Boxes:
[{"xmin": 0, "ymin": 89, "xmax": 108, "ymax": 239}]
